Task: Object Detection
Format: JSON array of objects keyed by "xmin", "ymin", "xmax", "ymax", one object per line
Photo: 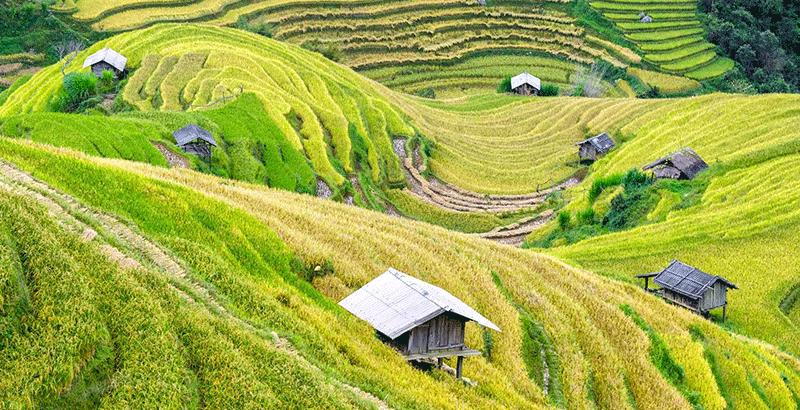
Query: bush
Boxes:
[
  {"xmin": 577, "ymin": 208, "xmax": 595, "ymax": 224},
  {"xmin": 557, "ymin": 210, "xmax": 571, "ymax": 230},
  {"xmin": 588, "ymin": 173, "xmax": 623, "ymax": 202},
  {"xmin": 539, "ymin": 83, "xmax": 560, "ymax": 96},
  {"xmin": 415, "ymin": 87, "xmax": 436, "ymax": 99},
  {"xmin": 497, "ymin": 75, "xmax": 512, "ymax": 93},
  {"xmin": 64, "ymin": 72, "xmax": 97, "ymax": 103},
  {"xmin": 301, "ymin": 39, "xmax": 342, "ymax": 62}
]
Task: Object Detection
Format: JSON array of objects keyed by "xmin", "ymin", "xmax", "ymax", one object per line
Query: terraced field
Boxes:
[
  {"xmin": 5, "ymin": 137, "xmax": 800, "ymax": 409},
  {"xmin": 590, "ymin": 0, "xmax": 734, "ymax": 79},
  {"xmin": 49, "ymin": 0, "xmax": 646, "ymax": 95},
  {"xmin": 0, "ymin": 24, "xmax": 415, "ymax": 188}
]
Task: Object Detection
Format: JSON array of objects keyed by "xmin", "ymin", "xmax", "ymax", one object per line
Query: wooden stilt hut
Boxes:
[{"xmin": 339, "ymin": 268, "xmax": 501, "ymax": 379}]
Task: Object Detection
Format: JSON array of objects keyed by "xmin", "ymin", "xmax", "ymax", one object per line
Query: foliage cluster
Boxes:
[
  {"xmin": 531, "ymin": 169, "xmax": 712, "ymax": 247},
  {"xmin": 701, "ymin": 0, "xmax": 800, "ymax": 93}
]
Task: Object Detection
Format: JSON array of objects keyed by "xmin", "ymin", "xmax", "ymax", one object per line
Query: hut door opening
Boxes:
[{"xmin": 410, "ymin": 324, "xmax": 429, "ymax": 354}]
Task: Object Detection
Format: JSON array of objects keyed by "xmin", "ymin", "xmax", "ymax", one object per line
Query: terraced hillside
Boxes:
[
  {"xmin": 49, "ymin": 0, "xmax": 644, "ymax": 96},
  {"xmin": 590, "ymin": 0, "xmax": 734, "ymax": 79},
  {"xmin": 5, "ymin": 137, "xmax": 800, "ymax": 409},
  {"xmin": 2, "ymin": 26, "xmax": 797, "ymax": 199},
  {"xmin": 0, "ymin": 24, "xmax": 416, "ymax": 189}
]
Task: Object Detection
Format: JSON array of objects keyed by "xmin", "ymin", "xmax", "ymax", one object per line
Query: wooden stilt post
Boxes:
[
  {"xmin": 456, "ymin": 356, "xmax": 463, "ymax": 380},
  {"xmin": 437, "ymin": 358, "xmax": 443, "ymax": 368},
  {"xmin": 644, "ymin": 277, "xmax": 649, "ymax": 291},
  {"xmin": 722, "ymin": 304, "xmax": 727, "ymax": 323}
]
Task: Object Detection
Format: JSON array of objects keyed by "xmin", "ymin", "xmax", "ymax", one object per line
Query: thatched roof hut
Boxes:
[
  {"xmin": 637, "ymin": 260, "xmax": 738, "ymax": 321},
  {"xmin": 82, "ymin": 47, "xmax": 127, "ymax": 77},
  {"xmin": 575, "ymin": 132, "xmax": 615, "ymax": 161},
  {"xmin": 642, "ymin": 148, "xmax": 708, "ymax": 180},
  {"xmin": 173, "ymin": 123, "xmax": 218, "ymax": 158},
  {"xmin": 339, "ymin": 268, "xmax": 500, "ymax": 378},
  {"xmin": 510, "ymin": 72, "xmax": 541, "ymax": 96}
]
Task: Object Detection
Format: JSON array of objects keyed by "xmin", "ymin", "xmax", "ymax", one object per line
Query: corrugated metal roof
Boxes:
[
  {"xmin": 653, "ymin": 260, "xmax": 738, "ymax": 300},
  {"xmin": 173, "ymin": 123, "xmax": 218, "ymax": 147},
  {"xmin": 575, "ymin": 132, "xmax": 615, "ymax": 152},
  {"xmin": 82, "ymin": 47, "xmax": 128, "ymax": 72},
  {"xmin": 642, "ymin": 147, "xmax": 708, "ymax": 179},
  {"xmin": 511, "ymin": 72, "xmax": 541, "ymax": 91},
  {"xmin": 339, "ymin": 268, "xmax": 501, "ymax": 339}
]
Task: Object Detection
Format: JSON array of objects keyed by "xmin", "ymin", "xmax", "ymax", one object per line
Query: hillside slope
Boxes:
[{"xmin": 3, "ymin": 138, "xmax": 800, "ymax": 409}]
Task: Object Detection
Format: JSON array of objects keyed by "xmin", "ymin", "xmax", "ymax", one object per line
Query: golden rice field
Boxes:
[
  {"xmin": 49, "ymin": 0, "xmax": 651, "ymax": 94},
  {"xmin": 4, "ymin": 136, "xmax": 800, "ymax": 409},
  {"xmin": 3, "ymin": 25, "xmax": 798, "ymax": 198},
  {"xmin": 515, "ymin": 92, "xmax": 800, "ymax": 356},
  {"xmin": 0, "ymin": 24, "xmax": 416, "ymax": 187}
]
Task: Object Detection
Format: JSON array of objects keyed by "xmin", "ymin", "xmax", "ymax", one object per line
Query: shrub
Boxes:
[
  {"xmin": 577, "ymin": 208, "xmax": 595, "ymax": 224},
  {"xmin": 539, "ymin": 83, "xmax": 559, "ymax": 96},
  {"xmin": 415, "ymin": 87, "xmax": 435, "ymax": 99},
  {"xmin": 497, "ymin": 75, "xmax": 511, "ymax": 93},
  {"xmin": 588, "ymin": 173, "xmax": 623, "ymax": 202},
  {"xmin": 557, "ymin": 210, "xmax": 571, "ymax": 230}
]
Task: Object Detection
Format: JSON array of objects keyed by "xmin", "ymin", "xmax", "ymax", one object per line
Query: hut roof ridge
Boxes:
[
  {"xmin": 511, "ymin": 72, "xmax": 541, "ymax": 90},
  {"xmin": 82, "ymin": 46, "xmax": 128, "ymax": 72},
  {"xmin": 338, "ymin": 268, "xmax": 501, "ymax": 339},
  {"xmin": 173, "ymin": 123, "xmax": 218, "ymax": 147},
  {"xmin": 575, "ymin": 132, "xmax": 615, "ymax": 152},
  {"xmin": 642, "ymin": 147, "xmax": 708, "ymax": 179},
  {"xmin": 653, "ymin": 259, "xmax": 738, "ymax": 300}
]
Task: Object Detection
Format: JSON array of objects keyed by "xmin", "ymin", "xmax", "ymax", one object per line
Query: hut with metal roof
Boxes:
[
  {"xmin": 339, "ymin": 268, "xmax": 501, "ymax": 379},
  {"xmin": 510, "ymin": 72, "xmax": 541, "ymax": 96},
  {"xmin": 173, "ymin": 123, "xmax": 218, "ymax": 158},
  {"xmin": 575, "ymin": 132, "xmax": 615, "ymax": 161},
  {"xmin": 477, "ymin": 0, "xmax": 486, "ymax": 5},
  {"xmin": 641, "ymin": 15, "xmax": 654, "ymax": 23},
  {"xmin": 636, "ymin": 260, "xmax": 738, "ymax": 321},
  {"xmin": 642, "ymin": 147, "xmax": 708, "ymax": 180},
  {"xmin": 82, "ymin": 47, "xmax": 127, "ymax": 78}
]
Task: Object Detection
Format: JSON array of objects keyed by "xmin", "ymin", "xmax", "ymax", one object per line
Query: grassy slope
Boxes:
[
  {"xmin": 0, "ymin": 24, "xmax": 415, "ymax": 187},
  {"xmin": 4, "ymin": 138, "xmax": 800, "ymax": 409},
  {"xmin": 532, "ymin": 95, "xmax": 800, "ymax": 355},
  {"xmin": 49, "ymin": 0, "xmax": 644, "ymax": 95},
  {"xmin": 9, "ymin": 25, "xmax": 792, "ymax": 197}
]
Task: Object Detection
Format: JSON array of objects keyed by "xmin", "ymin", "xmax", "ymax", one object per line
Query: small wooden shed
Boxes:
[
  {"xmin": 637, "ymin": 260, "xmax": 738, "ymax": 321},
  {"xmin": 82, "ymin": 47, "xmax": 127, "ymax": 78},
  {"xmin": 173, "ymin": 123, "xmax": 218, "ymax": 158},
  {"xmin": 339, "ymin": 268, "xmax": 501, "ymax": 379},
  {"xmin": 510, "ymin": 72, "xmax": 541, "ymax": 96},
  {"xmin": 575, "ymin": 132, "xmax": 615, "ymax": 161},
  {"xmin": 642, "ymin": 148, "xmax": 708, "ymax": 180}
]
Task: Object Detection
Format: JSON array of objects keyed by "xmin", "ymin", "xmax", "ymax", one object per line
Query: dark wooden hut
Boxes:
[
  {"xmin": 637, "ymin": 260, "xmax": 738, "ymax": 321},
  {"xmin": 82, "ymin": 47, "xmax": 127, "ymax": 78},
  {"xmin": 642, "ymin": 148, "xmax": 708, "ymax": 180},
  {"xmin": 173, "ymin": 123, "xmax": 218, "ymax": 158},
  {"xmin": 575, "ymin": 132, "xmax": 615, "ymax": 161},
  {"xmin": 510, "ymin": 72, "xmax": 541, "ymax": 96},
  {"xmin": 339, "ymin": 268, "xmax": 501, "ymax": 379}
]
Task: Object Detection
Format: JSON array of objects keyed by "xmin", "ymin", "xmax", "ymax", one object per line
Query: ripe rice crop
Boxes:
[
  {"xmin": 660, "ymin": 51, "xmax": 716, "ymax": 71},
  {"xmin": 685, "ymin": 58, "xmax": 735, "ymax": 80},
  {"xmin": 627, "ymin": 67, "xmax": 699, "ymax": 92},
  {"xmin": 6, "ymin": 135, "xmax": 800, "ymax": 409}
]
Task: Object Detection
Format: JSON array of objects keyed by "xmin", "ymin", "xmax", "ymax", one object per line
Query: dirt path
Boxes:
[
  {"xmin": 0, "ymin": 160, "xmax": 393, "ymax": 410},
  {"xmin": 152, "ymin": 141, "xmax": 190, "ymax": 169}
]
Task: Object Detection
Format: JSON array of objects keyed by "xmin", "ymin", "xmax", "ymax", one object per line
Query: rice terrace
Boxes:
[{"xmin": 1, "ymin": 0, "xmax": 800, "ymax": 407}]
